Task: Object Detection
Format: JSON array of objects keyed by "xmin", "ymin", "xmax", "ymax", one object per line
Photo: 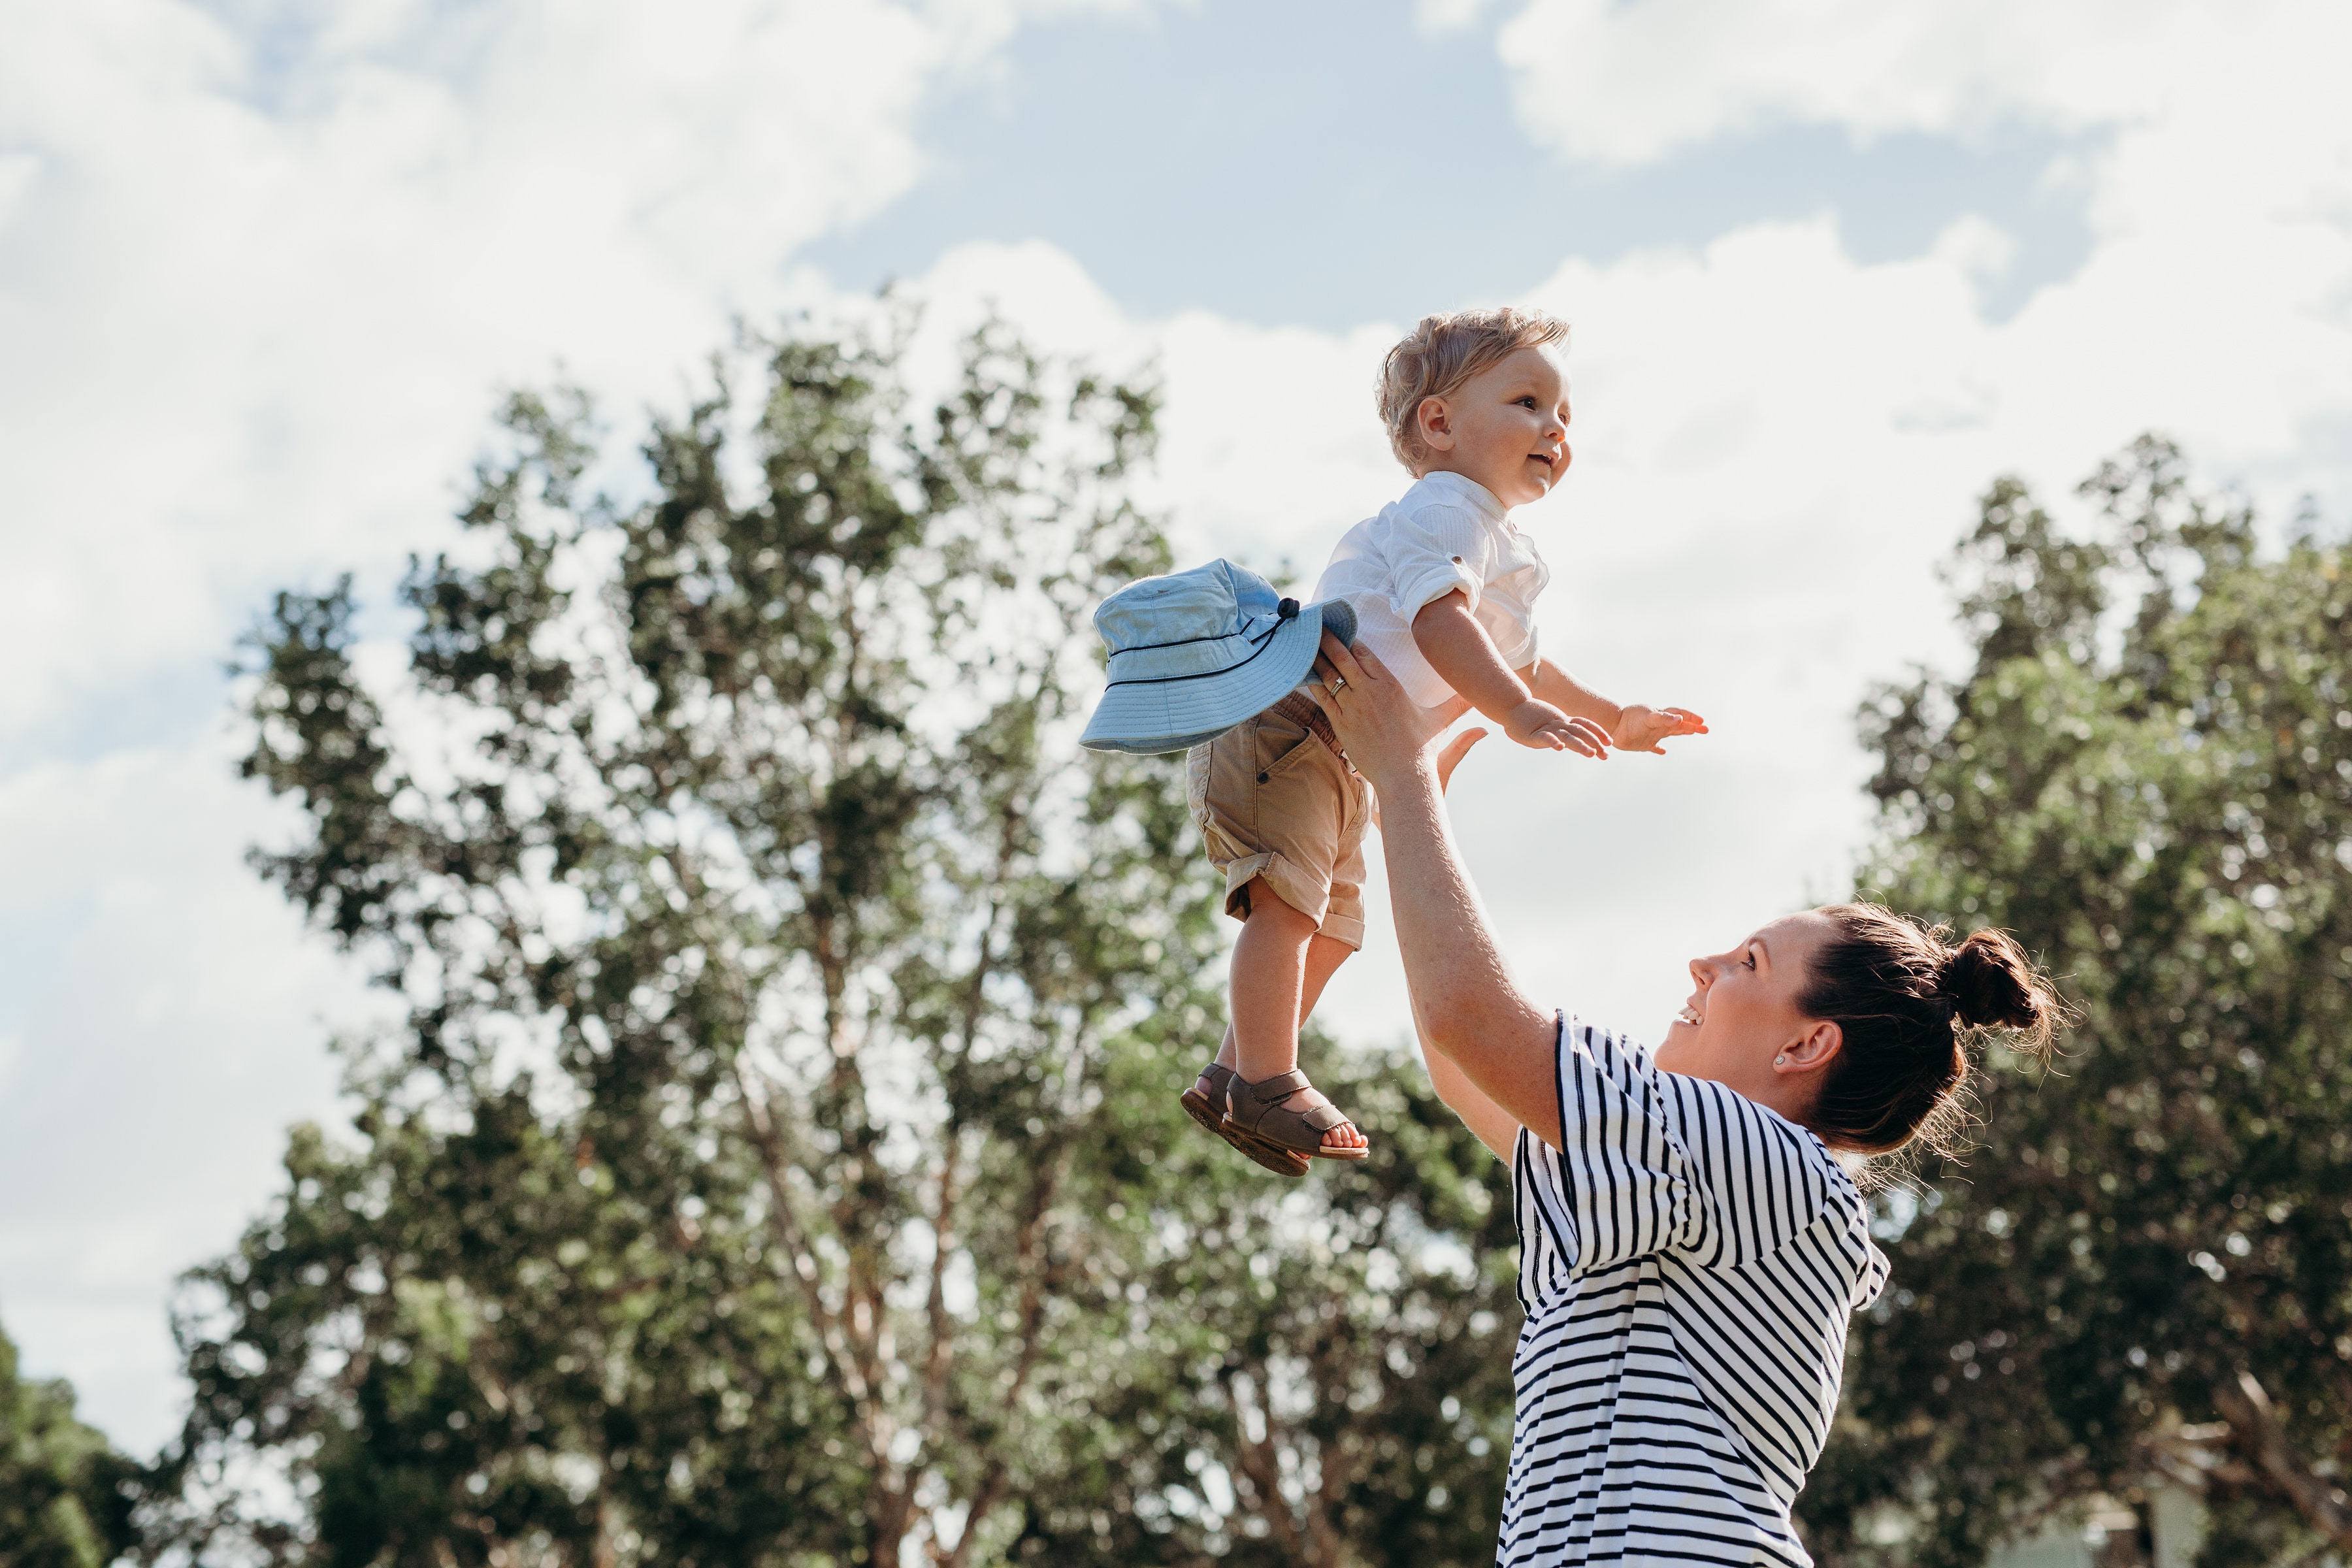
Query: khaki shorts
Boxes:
[{"xmin": 1186, "ymin": 698, "xmax": 1371, "ymax": 950}]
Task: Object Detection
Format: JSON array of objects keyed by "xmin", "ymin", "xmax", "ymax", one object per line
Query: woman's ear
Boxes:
[
  {"xmin": 1417, "ymin": 394, "xmax": 1456, "ymax": 453},
  {"xmin": 1780, "ymin": 1019, "xmax": 1842, "ymax": 1075}
]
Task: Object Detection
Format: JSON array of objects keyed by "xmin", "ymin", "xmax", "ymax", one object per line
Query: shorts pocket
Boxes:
[{"xmin": 1253, "ymin": 719, "xmax": 1320, "ymax": 785}]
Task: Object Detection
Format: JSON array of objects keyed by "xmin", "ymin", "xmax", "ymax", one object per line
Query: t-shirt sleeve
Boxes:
[
  {"xmin": 1379, "ymin": 504, "xmax": 1492, "ymax": 625},
  {"xmin": 1513, "ymin": 1015, "xmax": 1843, "ymax": 1278}
]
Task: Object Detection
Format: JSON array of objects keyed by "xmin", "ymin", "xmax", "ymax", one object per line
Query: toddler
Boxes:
[{"xmin": 1086, "ymin": 308, "xmax": 1705, "ymax": 1175}]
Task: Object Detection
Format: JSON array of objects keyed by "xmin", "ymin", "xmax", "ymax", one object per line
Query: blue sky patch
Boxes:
[{"xmin": 809, "ymin": 0, "xmax": 2096, "ymax": 328}]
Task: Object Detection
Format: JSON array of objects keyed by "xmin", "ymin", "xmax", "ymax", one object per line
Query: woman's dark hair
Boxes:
[{"xmin": 1799, "ymin": 903, "xmax": 2063, "ymax": 1158}]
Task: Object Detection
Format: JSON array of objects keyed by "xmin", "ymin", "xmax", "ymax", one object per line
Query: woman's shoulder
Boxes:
[{"xmin": 1561, "ymin": 1014, "xmax": 1871, "ymax": 1242}]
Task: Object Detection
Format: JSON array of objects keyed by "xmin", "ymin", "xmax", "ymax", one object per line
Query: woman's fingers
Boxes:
[
  {"xmin": 1309, "ymin": 632, "xmax": 1458, "ymax": 785},
  {"xmin": 1317, "ymin": 630, "xmax": 1373, "ymax": 687},
  {"xmin": 1434, "ymin": 727, "xmax": 1488, "ymax": 792}
]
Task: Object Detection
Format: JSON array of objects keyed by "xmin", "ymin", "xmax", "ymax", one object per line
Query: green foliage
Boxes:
[
  {"xmin": 0, "ymin": 1314, "xmax": 140, "ymax": 1567},
  {"xmin": 1803, "ymin": 438, "xmax": 2352, "ymax": 1568},
  {"xmin": 161, "ymin": 316, "xmax": 1520, "ymax": 1567}
]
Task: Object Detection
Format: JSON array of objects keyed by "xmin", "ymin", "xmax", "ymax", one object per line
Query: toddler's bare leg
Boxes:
[
  {"xmin": 1214, "ymin": 931, "xmax": 1353, "ymax": 1066},
  {"xmin": 1214, "ymin": 881, "xmax": 1364, "ymax": 1152}
]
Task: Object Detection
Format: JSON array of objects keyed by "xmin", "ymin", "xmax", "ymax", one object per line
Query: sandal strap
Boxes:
[
  {"xmin": 1295, "ymin": 1102, "xmax": 1348, "ymax": 1134},
  {"xmin": 1197, "ymin": 1061, "xmax": 1235, "ymax": 1088},
  {"xmin": 1225, "ymin": 1070, "xmax": 1358, "ymax": 1154},
  {"xmin": 1232, "ymin": 1069, "xmax": 1311, "ymax": 1106}
]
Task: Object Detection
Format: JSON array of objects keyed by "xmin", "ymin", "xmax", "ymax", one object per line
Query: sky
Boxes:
[{"xmin": 4, "ymin": 0, "xmax": 2351, "ymax": 1454}]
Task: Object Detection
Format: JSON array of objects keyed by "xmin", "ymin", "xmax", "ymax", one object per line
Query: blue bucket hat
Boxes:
[{"xmin": 1079, "ymin": 560, "xmax": 1358, "ymax": 755}]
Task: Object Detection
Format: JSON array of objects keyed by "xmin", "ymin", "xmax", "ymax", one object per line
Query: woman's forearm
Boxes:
[
  {"xmin": 1411, "ymin": 982, "xmax": 1522, "ymax": 1162},
  {"xmin": 1376, "ymin": 760, "xmax": 1564, "ymax": 1147}
]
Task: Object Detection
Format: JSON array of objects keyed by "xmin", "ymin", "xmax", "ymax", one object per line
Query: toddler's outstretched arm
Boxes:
[
  {"xmin": 1412, "ymin": 593, "xmax": 1609, "ymax": 756},
  {"xmin": 1524, "ymin": 662, "xmax": 1708, "ymax": 755}
]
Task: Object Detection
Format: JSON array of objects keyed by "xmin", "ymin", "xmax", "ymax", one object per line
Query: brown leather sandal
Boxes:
[
  {"xmin": 1222, "ymin": 1069, "xmax": 1369, "ymax": 1164},
  {"xmin": 1182, "ymin": 1063, "xmax": 1309, "ymax": 1177}
]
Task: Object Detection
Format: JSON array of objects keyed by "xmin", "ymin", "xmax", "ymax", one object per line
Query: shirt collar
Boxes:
[{"xmin": 1409, "ymin": 468, "xmax": 1509, "ymax": 523}]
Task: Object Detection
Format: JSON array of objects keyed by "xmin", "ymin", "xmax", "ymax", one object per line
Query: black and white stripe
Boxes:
[{"xmin": 1503, "ymin": 1015, "xmax": 1889, "ymax": 1566}]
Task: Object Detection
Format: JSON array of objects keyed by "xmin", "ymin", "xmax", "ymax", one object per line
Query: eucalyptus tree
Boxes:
[
  {"xmin": 152, "ymin": 318, "xmax": 1523, "ymax": 1567},
  {"xmin": 1799, "ymin": 439, "xmax": 2352, "ymax": 1568}
]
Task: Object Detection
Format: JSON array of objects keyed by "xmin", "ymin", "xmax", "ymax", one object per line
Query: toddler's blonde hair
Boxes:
[{"xmin": 1377, "ymin": 306, "xmax": 1570, "ymax": 472}]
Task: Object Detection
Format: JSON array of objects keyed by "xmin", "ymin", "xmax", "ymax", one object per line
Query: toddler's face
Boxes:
[{"xmin": 1417, "ymin": 346, "xmax": 1571, "ymax": 508}]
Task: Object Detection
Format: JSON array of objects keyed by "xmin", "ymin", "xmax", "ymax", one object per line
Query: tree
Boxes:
[
  {"xmin": 151, "ymin": 314, "xmax": 1522, "ymax": 1566},
  {"xmin": 0, "ymin": 1312, "xmax": 140, "ymax": 1568},
  {"xmin": 1799, "ymin": 438, "xmax": 2352, "ymax": 1568}
]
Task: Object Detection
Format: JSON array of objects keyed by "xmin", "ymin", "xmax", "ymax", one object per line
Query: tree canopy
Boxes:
[
  {"xmin": 1801, "ymin": 438, "xmax": 2352, "ymax": 1568},
  {"xmin": 0, "ymin": 1312, "xmax": 140, "ymax": 1568},
  {"xmin": 148, "ymin": 316, "xmax": 1522, "ymax": 1567}
]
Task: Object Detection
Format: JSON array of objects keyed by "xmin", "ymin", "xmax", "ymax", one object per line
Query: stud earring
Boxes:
[{"xmin": 1773, "ymin": 1054, "xmax": 1788, "ymax": 1067}]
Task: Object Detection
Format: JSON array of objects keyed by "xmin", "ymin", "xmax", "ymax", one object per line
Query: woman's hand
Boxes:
[
  {"xmin": 1367, "ymin": 720, "xmax": 1485, "ymax": 834},
  {"xmin": 1310, "ymin": 634, "xmax": 1467, "ymax": 791},
  {"xmin": 1435, "ymin": 726, "xmax": 1488, "ymax": 793},
  {"xmin": 1315, "ymin": 630, "xmax": 1563, "ymax": 1149}
]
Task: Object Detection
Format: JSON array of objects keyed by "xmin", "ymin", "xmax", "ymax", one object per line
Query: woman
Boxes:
[{"xmin": 1310, "ymin": 634, "xmax": 2059, "ymax": 1567}]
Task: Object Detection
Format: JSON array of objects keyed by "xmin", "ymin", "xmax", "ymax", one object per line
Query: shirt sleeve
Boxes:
[
  {"xmin": 1379, "ymin": 503, "xmax": 1492, "ymax": 625},
  {"xmin": 1513, "ymin": 1015, "xmax": 1843, "ymax": 1278}
]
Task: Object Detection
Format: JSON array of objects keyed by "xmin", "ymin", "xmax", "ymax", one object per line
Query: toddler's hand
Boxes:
[
  {"xmin": 1612, "ymin": 705, "xmax": 1708, "ymax": 754},
  {"xmin": 1505, "ymin": 699, "xmax": 1610, "ymax": 758}
]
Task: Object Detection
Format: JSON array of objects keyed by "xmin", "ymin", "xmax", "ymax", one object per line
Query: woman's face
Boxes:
[{"xmin": 1654, "ymin": 910, "xmax": 1840, "ymax": 1103}]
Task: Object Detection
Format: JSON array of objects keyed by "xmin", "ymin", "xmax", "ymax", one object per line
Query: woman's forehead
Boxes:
[{"xmin": 1746, "ymin": 910, "xmax": 1837, "ymax": 953}]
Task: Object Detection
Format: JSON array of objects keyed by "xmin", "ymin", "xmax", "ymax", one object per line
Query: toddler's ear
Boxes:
[{"xmin": 1417, "ymin": 395, "xmax": 1455, "ymax": 451}]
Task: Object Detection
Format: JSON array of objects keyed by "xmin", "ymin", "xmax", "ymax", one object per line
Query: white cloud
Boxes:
[
  {"xmin": 0, "ymin": 738, "xmax": 381, "ymax": 1450},
  {"xmin": 1493, "ymin": 1, "xmax": 2225, "ymax": 167},
  {"xmin": 0, "ymin": 0, "xmax": 1141, "ymax": 742}
]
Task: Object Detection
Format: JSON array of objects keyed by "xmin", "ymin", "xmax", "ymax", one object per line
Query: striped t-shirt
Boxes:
[{"xmin": 1503, "ymin": 1015, "xmax": 1889, "ymax": 1567}]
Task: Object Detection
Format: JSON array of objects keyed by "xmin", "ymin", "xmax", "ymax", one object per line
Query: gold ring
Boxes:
[{"xmin": 1330, "ymin": 676, "xmax": 1348, "ymax": 693}]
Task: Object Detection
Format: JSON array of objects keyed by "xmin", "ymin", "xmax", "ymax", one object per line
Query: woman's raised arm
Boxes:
[{"xmin": 1311, "ymin": 633, "xmax": 1564, "ymax": 1149}]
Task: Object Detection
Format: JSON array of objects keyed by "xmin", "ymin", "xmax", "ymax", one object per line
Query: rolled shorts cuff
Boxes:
[{"xmin": 1220, "ymin": 850, "xmax": 1366, "ymax": 952}]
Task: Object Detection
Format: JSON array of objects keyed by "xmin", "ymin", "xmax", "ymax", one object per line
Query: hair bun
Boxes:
[{"xmin": 1940, "ymin": 928, "xmax": 2057, "ymax": 1053}]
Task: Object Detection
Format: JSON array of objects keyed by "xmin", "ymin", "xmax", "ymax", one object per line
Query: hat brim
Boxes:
[{"xmin": 1080, "ymin": 600, "xmax": 1350, "ymax": 755}]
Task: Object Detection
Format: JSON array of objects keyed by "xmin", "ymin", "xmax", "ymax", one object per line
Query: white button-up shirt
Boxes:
[{"xmin": 1309, "ymin": 470, "xmax": 1552, "ymax": 708}]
